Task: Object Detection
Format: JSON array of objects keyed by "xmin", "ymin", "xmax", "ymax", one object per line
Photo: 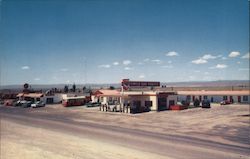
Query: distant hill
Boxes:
[
  {"xmin": 1, "ymin": 80, "xmax": 249, "ymax": 90},
  {"xmin": 161, "ymin": 80, "xmax": 250, "ymax": 87}
]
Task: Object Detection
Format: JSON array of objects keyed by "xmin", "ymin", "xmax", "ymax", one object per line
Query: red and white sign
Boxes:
[{"xmin": 121, "ymin": 79, "xmax": 160, "ymax": 89}]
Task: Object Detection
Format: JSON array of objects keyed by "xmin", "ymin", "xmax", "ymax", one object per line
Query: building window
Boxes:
[
  {"xmin": 223, "ymin": 96, "xmax": 228, "ymax": 100},
  {"xmin": 203, "ymin": 96, "xmax": 207, "ymax": 100},
  {"xmin": 243, "ymin": 96, "xmax": 248, "ymax": 101},
  {"xmin": 100, "ymin": 97, "xmax": 104, "ymax": 102},
  {"xmin": 145, "ymin": 101, "xmax": 152, "ymax": 107}
]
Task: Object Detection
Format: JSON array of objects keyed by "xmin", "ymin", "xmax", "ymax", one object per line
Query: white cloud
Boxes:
[
  {"xmin": 21, "ymin": 66, "xmax": 30, "ymax": 70},
  {"xmin": 188, "ymin": 76, "xmax": 195, "ymax": 81},
  {"xmin": 138, "ymin": 62, "xmax": 143, "ymax": 65},
  {"xmin": 192, "ymin": 54, "xmax": 218, "ymax": 65},
  {"xmin": 191, "ymin": 58, "xmax": 207, "ymax": 64},
  {"xmin": 139, "ymin": 74, "xmax": 145, "ymax": 79},
  {"xmin": 241, "ymin": 53, "xmax": 249, "ymax": 59},
  {"xmin": 123, "ymin": 60, "xmax": 131, "ymax": 65},
  {"xmin": 202, "ymin": 76, "xmax": 214, "ymax": 81},
  {"xmin": 161, "ymin": 65, "xmax": 173, "ymax": 68},
  {"xmin": 143, "ymin": 58, "xmax": 150, "ymax": 62},
  {"xmin": 124, "ymin": 67, "xmax": 133, "ymax": 70},
  {"xmin": 237, "ymin": 61, "xmax": 241, "ymax": 64},
  {"xmin": 151, "ymin": 59, "xmax": 162, "ymax": 64},
  {"xmin": 66, "ymin": 80, "xmax": 70, "ymax": 83},
  {"xmin": 221, "ymin": 57, "xmax": 227, "ymax": 60},
  {"xmin": 98, "ymin": 64, "xmax": 111, "ymax": 68},
  {"xmin": 168, "ymin": 60, "xmax": 172, "ymax": 64},
  {"xmin": 194, "ymin": 70, "xmax": 200, "ymax": 73},
  {"xmin": 60, "ymin": 68, "xmax": 69, "ymax": 72},
  {"xmin": 34, "ymin": 78, "xmax": 40, "ymax": 81},
  {"xmin": 166, "ymin": 51, "xmax": 179, "ymax": 56},
  {"xmin": 113, "ymin": 62, "xmax": 119, "ymax": 65},
  {"xmin": 202, "ymin": 54, "xmax": 217, "ymax": 60},
  {"xmin": 215, "ymin": 64, "xmax": 228, "ymax": 69},
  {"xmin": 204, "ymin": 72, "xmax": 210, "ymax": 75},
  {"xmin": 229, "ymin": 51, "xmax": 240, "ymax": 57}
]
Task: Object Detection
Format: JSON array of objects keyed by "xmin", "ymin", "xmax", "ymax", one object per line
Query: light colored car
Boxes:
[{"xmin": 31, "ymin": 101, "xmax": 45, "ymax": 108}]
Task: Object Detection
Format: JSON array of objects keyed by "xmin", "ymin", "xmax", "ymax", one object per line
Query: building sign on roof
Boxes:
[{"xmin": 121, "ymin": 79, "xmax": 160, "ymax": 90}]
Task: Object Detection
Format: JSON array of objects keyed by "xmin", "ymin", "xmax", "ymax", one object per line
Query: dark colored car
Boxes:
[
  {"xmin": 130, "ymin": 105, "xmax": 140, "ymax": 114},
  {"xmin": 193, "ymin": 99, "xmax": 201, "ymax": 107},
  {"xmin": 0, "ymin": 100, "xmax": 5, "ymax": 105},
  {"xmin": 181, "ymin": 100, "xmax": 190, "ymax": 106},
  {"xmin": 202, "ymin": 99, "xmax": 211, "ymax": 108},
  {"xmin": 85, "ymin": 102, "xmax": 101, "ymax": 107},
  {"xmin": 130, "ymin": 105, "xmax": 150, "ymax": 114}
]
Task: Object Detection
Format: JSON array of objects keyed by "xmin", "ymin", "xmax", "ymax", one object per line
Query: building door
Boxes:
[
  {"xmin": 132, "ymin": 100, "xmax": 141, "ymax": 113},
  {"xmin": 192, "ymin": 96, "xmax": 195, "ymax": 102},
  {"xmin": 158, "ymin": 97, "xmax": 167, "ymax": 111},
  {"xmin": 230, "ymin": 96, "xmax": 233, "ymax": 103},
  {"xmin": 238, "ymin": 96, "xmax": 241, "ymax": 103},
  {"xmin": 211, "ymin": 97, "xmax": 214, "ymax": 103},
  {"xmin": 46, "ymin": 98, "xmax": 54, "ymax": 104}
]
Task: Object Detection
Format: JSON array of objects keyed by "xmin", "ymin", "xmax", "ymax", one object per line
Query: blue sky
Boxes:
[{"xmin": 1, "ymin": 0, "xmax": 249, "ymax": 85}]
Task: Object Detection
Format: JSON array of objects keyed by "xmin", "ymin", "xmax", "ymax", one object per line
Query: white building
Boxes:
[
  {"xmin": 17, "ymin": 92, "xmax": 63, "ymax": 104},
  {"xmin": 177, "ymin": 90, "xmax": 250, "ymax": 104}
]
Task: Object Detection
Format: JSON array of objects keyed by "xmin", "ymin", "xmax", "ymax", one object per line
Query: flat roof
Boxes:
[
  {"xmin": 94, "ymin": 90, "xmax": 122, "ymax": 97},
  {"xmin": 64, "ymin": 96, "xmax": 86, "ymax": 100},
  {"xmin": 93, "ymin": 89, "xmax": 176, "ymax": 97},
  {"xmin": 17, "ymin": 93, "xmax": 44, "ymax": 98}
]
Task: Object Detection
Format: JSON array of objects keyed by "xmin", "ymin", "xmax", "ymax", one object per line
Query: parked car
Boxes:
[
  {"xmin": 85, "ymin": 102, "xmax": 101, "ymax": 107},
  {"xmin": 181, "ymin": 100, "xmax": 190, "ymax": 106},
  {"xmin": 193, "ymin": 99, "xmax": 201, "ymax": 107},
  {"xmin": 0, "ymin": 100, "xmax": 4, "ymax": 105},
  {"xmin": 202, "ymin": 99, "xmax": 211, "ymax": 108},
  {"xmin": 13, "ymin": 100, "xmax": 22, "ymax": 107},
  {"xmin": 31, "ymin": 101, "xmax": 45, "ymax": 108},
  {"xmin": 220, "ymin": 100, "xmax": 231, "ymax": 105},
  {"xmin": 130, "ymin": 105, "xmax": 150, "ymax": 114},
  {"xmin": 21, "ymin": 101, "xmax": 32, "ymax": 108},
  {"xmin": 130, "ymin": 105, "xmax": 140, "ymax": 114},
  {"xmin": 4, "ymin": 99, "xmax": 15, "ymax": 106}
]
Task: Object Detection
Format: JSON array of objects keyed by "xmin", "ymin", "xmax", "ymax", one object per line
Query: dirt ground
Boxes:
[
  {"xmin": 27, "ymin": 103, "xmax": 249, "ymax": 146},
  {"xmin": 0, "ymin": 103, "xmax": 249, "ymax": 159}
]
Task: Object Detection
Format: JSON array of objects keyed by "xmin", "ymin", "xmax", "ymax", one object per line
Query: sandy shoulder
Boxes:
[{"xmin": 1, "ymin": 120, "xmax": 171, "ymax": 159}]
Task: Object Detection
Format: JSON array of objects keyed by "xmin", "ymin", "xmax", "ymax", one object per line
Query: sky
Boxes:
[{"xmin": 0, "ymin": 0, "xmax": 249, "ymax": 85}]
